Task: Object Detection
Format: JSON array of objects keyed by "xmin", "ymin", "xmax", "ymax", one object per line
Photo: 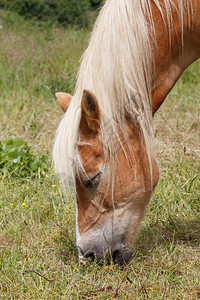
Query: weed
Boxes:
[{"xmin": 0, "ymin": 138, "xmax": 49, "ymax": 178}]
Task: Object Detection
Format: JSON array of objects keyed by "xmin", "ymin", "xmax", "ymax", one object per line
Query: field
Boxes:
[{"xmin": 0, "ymin": 11, "xmax": 199, "ymax": 299}]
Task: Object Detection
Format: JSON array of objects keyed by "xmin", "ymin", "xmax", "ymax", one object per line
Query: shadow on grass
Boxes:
[{"xmin": 134, "ymin": 216, "xmax": 200, "ymax": 258}]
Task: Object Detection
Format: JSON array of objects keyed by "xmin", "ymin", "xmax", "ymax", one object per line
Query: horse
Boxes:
[{"xmin": 53, "ymin": 0, "xmax": 200, "ymax": 266}]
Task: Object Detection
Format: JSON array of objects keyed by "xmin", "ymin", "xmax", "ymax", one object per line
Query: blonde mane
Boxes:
[{"xmin": 53, "ymin": 0, "xmax": 194, "ymax": 185}]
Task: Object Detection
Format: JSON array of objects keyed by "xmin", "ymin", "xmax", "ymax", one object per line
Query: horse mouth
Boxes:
[
  {"xmin": 78, "ymin": 244, "xmax": 133, "ymax": 266},
  {"xmin": 78, "ymin": 255, "xmax": 87, "ymax": 265}
]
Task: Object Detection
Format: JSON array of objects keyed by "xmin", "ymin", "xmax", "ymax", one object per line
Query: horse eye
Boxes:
[{"xmin": 83, "ymin": 172, "xmax": 101, "ymax": 188}]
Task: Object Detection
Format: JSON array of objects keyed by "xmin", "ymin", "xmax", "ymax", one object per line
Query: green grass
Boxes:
[{"xmin": 0, "ymin": 11, "xmax": 199, "ymax": 299}]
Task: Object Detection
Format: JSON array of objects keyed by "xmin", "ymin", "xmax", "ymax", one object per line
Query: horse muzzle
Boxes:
[{"xmin": 78, "ymin": 242, "xmax": 133, "ymax": 266}]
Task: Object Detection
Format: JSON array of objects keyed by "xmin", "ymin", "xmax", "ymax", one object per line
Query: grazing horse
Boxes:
[{"xmin": 53, "ymin": 0, "xmax": 200, "ymax": 265}]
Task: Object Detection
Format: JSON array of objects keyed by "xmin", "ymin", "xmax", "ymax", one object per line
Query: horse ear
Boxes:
[
  {"xmin": 80, "ymin": 90, "xmax": 100, "ymax": 135},
  {"xmin": 56, "ymin": 92, "xmax": 72, "ymax": 112}
]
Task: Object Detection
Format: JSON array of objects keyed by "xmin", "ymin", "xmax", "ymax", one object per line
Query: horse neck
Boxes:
[{"xmin": 151, "ymin": 0, "xmax": 200, "ymax": 114}]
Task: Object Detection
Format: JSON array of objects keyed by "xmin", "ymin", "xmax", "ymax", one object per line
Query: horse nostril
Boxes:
[
  {"xmin": 112, "ymin": 249, "xmax": 120, "ymax": 262},
  {"xmin": 85, "ymin": 251, "xmax": 96, "ymax": 261},
  {"xmin": 84, "ymin": 248, "xmax": 105, "ymax": 264},
  {"xmin": 112, "ymin": 244, "xmax": 133, "ymax": 266}
]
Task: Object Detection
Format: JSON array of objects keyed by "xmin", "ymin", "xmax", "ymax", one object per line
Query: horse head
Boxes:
[{"xmin": 56, "ymin": 90, "xmax": 159, "ymax": 265}]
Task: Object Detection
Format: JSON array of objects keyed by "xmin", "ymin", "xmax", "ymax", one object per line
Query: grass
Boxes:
[{"xmin": 0, "ymin": 10, "xmax": 199, "ymax": 299}]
